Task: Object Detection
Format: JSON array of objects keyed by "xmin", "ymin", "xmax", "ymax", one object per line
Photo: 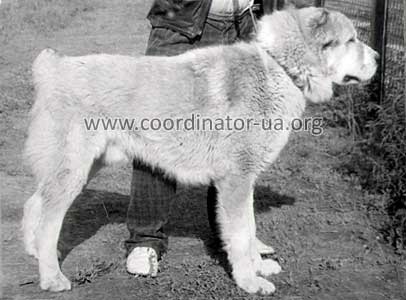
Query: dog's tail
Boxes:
[
  {"xmin": 30, "ymin": 48, "xmax": 61, "ymax": 112},
  {"xmin": 25, "ymin": 49, "xmax": 61, "ymax": 182},
  {"xmin": 32, "ymin": 48, "xmax": 59, "ymax": 100},
  {"xmin": 32, "ymin": 48, "xmax": 59, "ymax": 78},
  {"xmin": 33, "ymin": 48, "xmax": 58, "ymax": 75}
]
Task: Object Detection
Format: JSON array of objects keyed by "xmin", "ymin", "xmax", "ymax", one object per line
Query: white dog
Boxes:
[{"xmin": 23, "ymin": 7, "xmax": 377, "ymax": 294}]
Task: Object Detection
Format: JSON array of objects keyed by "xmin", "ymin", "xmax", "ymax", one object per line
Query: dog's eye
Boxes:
[
  {"xmin": 347, "ymin": 37, "xmax": 356, "ymax": 43},
  {"xmin": 322, "ymin": 40, "xmax": 334, "ymax": 50}
]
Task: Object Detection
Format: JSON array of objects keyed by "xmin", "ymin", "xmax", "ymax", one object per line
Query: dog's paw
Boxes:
[
  {"xmin": 40, "ymin": 272, "xmax": 71, "ymax": 292},
  {"xmin": 236, "ymin": 275, "xmax": 276, "ymax": 294},
  {"xmin": 256, "ymin": 238, "xmax": 275, "ymax": 255},
  {"xmin": 256, "ymin": 259, "xmax": 282, "ymax": 276}
]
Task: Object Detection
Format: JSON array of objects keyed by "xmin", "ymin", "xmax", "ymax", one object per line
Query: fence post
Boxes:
[
  {"xmin": 404, "ymin": 0, "xmax": 406, "ymax": 121},
  {"xmin": 371, "ymin": 0, "xmax": 389, "ymax": 104}
]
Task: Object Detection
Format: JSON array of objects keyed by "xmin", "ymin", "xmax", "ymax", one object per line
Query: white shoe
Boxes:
[
  {"xmin": 126, "ymin": 247, "xmax": 158, "ymax": 277},
  {"xmin": 256, "ymin": 238, "xmax": 275, "ymax": 255}
]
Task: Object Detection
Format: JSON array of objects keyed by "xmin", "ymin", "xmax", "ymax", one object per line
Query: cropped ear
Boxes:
[{"xmin": 311, "ymin": 9, "xmax": 330, "ymax": 28}]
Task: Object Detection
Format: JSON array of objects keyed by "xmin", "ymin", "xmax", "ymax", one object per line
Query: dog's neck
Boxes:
[{"xmin": 263, "ymin": 47, "xmax": 307, "ymax": 92}]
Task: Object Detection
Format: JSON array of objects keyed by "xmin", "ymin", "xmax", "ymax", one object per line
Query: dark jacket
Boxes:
[{"xmin": 147, "ymin": 0, "xmax": 213, "ymax": 40}]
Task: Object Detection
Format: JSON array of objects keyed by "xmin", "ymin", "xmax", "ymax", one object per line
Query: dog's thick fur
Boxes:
[{"xmin": 23, "ymin": 7, "xmax": 377, "ymax": 294}]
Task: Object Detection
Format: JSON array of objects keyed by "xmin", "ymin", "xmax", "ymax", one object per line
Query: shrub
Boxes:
[{"xmin": 323, "ymin": 81, "xmax": 405, "ymax": 253}]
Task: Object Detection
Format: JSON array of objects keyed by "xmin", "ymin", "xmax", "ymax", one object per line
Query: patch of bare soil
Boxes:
[{"xmin": 1, "ymin": 1, "xmax": 405, "ymax": 299}]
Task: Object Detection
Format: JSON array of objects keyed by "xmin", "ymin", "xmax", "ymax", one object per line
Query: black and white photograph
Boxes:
[{"xmin": 1, "ymin": 0, "xmax": 405, "ymax": 299}]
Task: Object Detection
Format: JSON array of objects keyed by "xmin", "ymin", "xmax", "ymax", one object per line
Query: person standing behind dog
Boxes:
[{"xmin": 125, "ymin": 0, "xmax": 309, "ymax": 276}]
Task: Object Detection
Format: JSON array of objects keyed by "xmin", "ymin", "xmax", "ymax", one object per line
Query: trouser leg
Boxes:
[{"xmin": 125, "ymin": 160, "xmax": 176, "ymax": 258}]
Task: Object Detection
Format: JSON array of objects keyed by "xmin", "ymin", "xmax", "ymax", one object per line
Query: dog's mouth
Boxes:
[{"xmin": 342, "ymin": 74, "xmax": 361, "ymax": 84}]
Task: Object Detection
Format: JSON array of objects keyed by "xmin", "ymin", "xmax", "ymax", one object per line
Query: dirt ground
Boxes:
[{"xmin": 1, "ymin": 1, "xmax": 405, "ymax": 299}]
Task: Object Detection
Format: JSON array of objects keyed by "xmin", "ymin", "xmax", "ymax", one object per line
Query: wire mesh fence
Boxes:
[{"xmin": 384, "ymin": 0, "xmax": 404, "ymax": 98}]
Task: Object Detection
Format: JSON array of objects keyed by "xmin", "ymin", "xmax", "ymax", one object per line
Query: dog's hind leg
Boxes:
[
  {"xmin": 35, "ymin": 147, "xmax": 95, "ymax": 292},
  {"xmin": 216, "ymin": 174, "xmax": 276, "ymax": 295},
  {"xmin": 22, "ymin": 157, "xmax": 103, "ymax": 263}
]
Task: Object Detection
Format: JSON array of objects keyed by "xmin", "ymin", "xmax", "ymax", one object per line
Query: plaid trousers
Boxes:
[{"xmin": 125, "ymin": 10, "xmax": 255, "ymax": 256}]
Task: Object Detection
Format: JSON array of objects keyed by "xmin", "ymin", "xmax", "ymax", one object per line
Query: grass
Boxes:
[
  {"xmin": 73, "ymin": 260, "xmax": 116, "ymax": 285},
  {"xmin": 0, "ymin": 0, "xmax": 99, "ymax": 44}
]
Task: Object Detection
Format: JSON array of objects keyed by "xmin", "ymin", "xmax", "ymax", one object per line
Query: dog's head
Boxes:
[{"xmin": 256, "ymin": 7, "xmax": 378, "ymax": 103}]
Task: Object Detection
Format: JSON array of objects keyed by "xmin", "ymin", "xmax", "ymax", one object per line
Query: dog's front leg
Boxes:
[{"xmin": 215, "ymin": 175, "xmax": 277, "ymax": 295}]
